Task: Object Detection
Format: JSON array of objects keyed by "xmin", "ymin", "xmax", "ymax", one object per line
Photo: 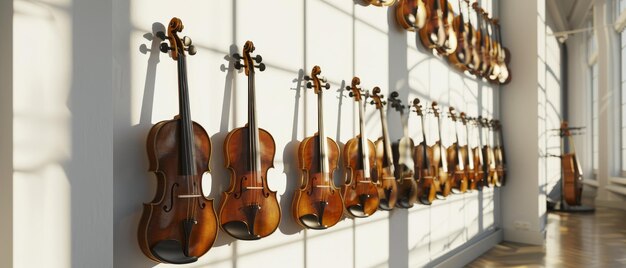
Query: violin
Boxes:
[
  {"xmin": 369, "ymin": 88, "xmax": 399, "ymax": 210},
  {"xmin": 479, "ymin": 116, "xmax": 498, "ymax": 187},
  {"xmin": 459, "ymin": 112, "xmax": 478, "ymax": 191},
  {"xmin": 560, "ymin": 121, "xmax": 583, "ymax": 206},
  {"xmin": 292, "ymin": 66, "xmax": 344, "ymax": 230},
  {"xmin": 342, "ymin": 77, "xmax": 380, "ymax": 217},
  {"xmin": 485, "ymin": 15, "xmax": 502, "ymax": 82},
  {"xmin": 419, "ymin": 0, "xmax": 447, "ymax": 50},
  {"xmin": 138, "ymin": 18, "xmax": 217, "ymax": 264},
  {"xmin": 470, "ymin": 116, "xmax": 486, "ymax": 190},
  {"xmin": 472, "ymin": 3, "xmax": 492, "ymax": 77},
  {"xmin": 446, "ymin": 107, "xmax": 468, "ymax": 193},
  {"xmin": 367, "ymin": 0, "xmax": 397, "ymax": 7},
  {"xmin": 219, "ymin": 41, "xmax": 281, "ymax": 240},
  {"xmin": 389, "ymin": 92, "xmax": 418, "ymax": 208},
  {"xmin": 492, "ymin": 119, "xmax": 506, "ymax": 186},
  {"xmin": 463, "ymin": 0, "xmax": 480, "ymax": 73},
  {"xmin": 395, "ymin": 0, "xmax": 428, "ymax": 31},
  {"xmin": 448, "ymin": 0, "xmax": 469, "ymax": 70},
  {"xmin": 432, "ymin": 102, "xmax": 451, "ymax": 197},
  {"xmin": 412, "ymin": 98, "xmax": 442, "ymax": 205},
  {"xmin": 436, "ymin": 0, "xmax": 458, "ymax": 56},
  {"xmin": 493, "ymin": 20, "xmax": 512, "ymax": 84}
]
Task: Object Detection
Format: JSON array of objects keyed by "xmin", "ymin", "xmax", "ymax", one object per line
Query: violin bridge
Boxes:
[
  {"xmin": 315, "ymin": 185, "xmax": 331, "ymax": 188},
  {"xmin": 245, "ymin": 186, "xmax": 264, "ymax": 190},
  {"xmin": 178, "ymin": 194, "xmax": 202, "ymax": 198}
]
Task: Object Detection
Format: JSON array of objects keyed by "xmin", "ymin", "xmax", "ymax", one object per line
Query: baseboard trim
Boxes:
[
  {"xmin": 426, "ymin": 229, "xmax": 503, "ymax": 268},
  {"xmin": 595, "ymin": 199, "xmax": 626, "ymax": 211},
  {"xmin": 503, "ymin": 228, "xmax": 546, "ymax": 245}
]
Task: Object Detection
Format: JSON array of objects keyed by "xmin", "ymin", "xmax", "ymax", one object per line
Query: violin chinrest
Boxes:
[
  {"xmin": 222, "ymin": 220, "xmax": 261, "ymax": 240},
  {"xmin": 151, "ymin": 239, "xmax": 198, "ymax": 264}
]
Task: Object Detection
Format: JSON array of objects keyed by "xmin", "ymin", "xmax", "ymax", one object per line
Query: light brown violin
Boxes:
[
  {"xmin": 470, "ymin": 116, "xmax": 486, "ymax": 190},
  {"xmin": 389, "ymin": 92, "xmax": 418, "ymax": 208},
  {"xmin": 138, "ymin": 17, "xmax": 217, "ymax": 264},
  {"xmin": 432, "ymin": 102, "xmax": 452, "ymax": 197},
  {"xmin": 413, "ymin": 98, "xmax": 443, "ymax": 205},
  {"xmin": 292, "ymin": 66, "xmax": 344, "ymax": 230},
  {"xmin": 436, "ymin": 0, "xmax": 458, "ymax": 56},
  {"xmin": 446, "ymin": 107, "xmax": 468, "ymax": 193},
  {"xmin": 478, "ymin": 116, "xmax": 498, "ymax": 187},
  {"xmin": 369, "ymin": 87, "xmax": 399, "ymax": 210},
  {"xmin": 342, "ymin": 77, "xmax": 380, "ymax": 217},
  {"xmin": 492, "ymin": 120, "xmax": 506, "ymax": 186},
  {"xmin": 219, "ymin": 41, "xmax": 281, "ymax": 240},
  {"xmin": 560, "ymin": 121, "xmax": 583, "ymax": 206},
  {"xmin": 459, "ymin": 112, "xmax": 478, "ymax": 191},
  {"xmin": 419, "ymin": 0, "xmax": 447, "ymax": 50},
  {"xmin": 448, "ymin": 0, "xmax": 470, "ymax": 70},
  {"xmin": 395, "ymin": 0, "xmax": 428, "ymax": 31}
]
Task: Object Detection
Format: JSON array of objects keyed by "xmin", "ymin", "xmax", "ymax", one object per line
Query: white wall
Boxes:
[
  {"xmin": 1, "ymin": 0, "xmax": 13, "ymax": 267},
  {"xmin": 12, "ymin": 0, "xmax": 113, "ymax": 267},
  {"xmin": 10, "ymin": 0, "xmax": 502, "ymax": 267},
  {"xmin": 500, "ymin": 0, "xmax": 558, "ymax": 245},
  {"xmin": 112, "ymin": 1, "xmax": 500, "ymax": 267}
]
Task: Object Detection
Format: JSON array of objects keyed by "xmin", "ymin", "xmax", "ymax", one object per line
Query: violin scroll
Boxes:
[
  {"xmin": 233, "ymin": 40, "xmax": 266, "ymax": 74},
  {"xmin": 157, "ymin": 18, "xmax": 197, "ymax": 60}
]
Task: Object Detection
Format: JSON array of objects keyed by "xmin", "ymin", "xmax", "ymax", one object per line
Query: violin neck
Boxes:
[
  {"xmin": 379, "ymin": 107, "xmax": 395, "ymax": 174},
  {"xmin": 357, "ymin": 99, "xmax": 371, "ymax": 177},
  {"xmin": 317, "ymin": 91, "xmax": 330, "ymax": 179},
  {"xmin": 420, "ymin": 114, "xmax": 430, "ymax": 167},
  {"xmin": 177, "ymin": 53, "xmax": 197, "ymax": 176},
  {"xmin": 248, "ymin": 69, "xmax": 262, "ymax": 173}
]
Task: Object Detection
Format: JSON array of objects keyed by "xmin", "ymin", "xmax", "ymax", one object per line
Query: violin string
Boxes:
[
  {"xmin": 177, "ymin": 51, "xmax": 191, "ymax": 221},
  {"xmin": 182, "ymin": 51, "xmax": 198, "ymax": 220}
]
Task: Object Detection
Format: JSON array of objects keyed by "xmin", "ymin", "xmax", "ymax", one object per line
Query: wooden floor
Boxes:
[{"xmin": 467, "ymin": 207, "xmax": 626, "ymax": 267}]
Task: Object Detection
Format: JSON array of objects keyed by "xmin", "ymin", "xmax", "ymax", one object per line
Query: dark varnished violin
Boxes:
[
  {"xmin": 437, "ymin": 0, "xmax": 458, "ymax": 56},
  {"xmin": 389, "ymin": 92, "xmax": 418, "ymax": 208},
  {"xmin": 459, "ymin": 112, "xmax": 478, "ymax": 191},
  {"xmin": 138, "ymin": 18, "xmax": 217, "ymax": 264},
  {"xmin": 369, "ymin": 88, "xmax": 399, "ymax": 210},
  {"xmin": 446, "ymin": 107, "xmax": 468, "ymax": 193},
  {"xmin": 448, "ymin": 0, "xmax": 469, "ymax": 70},
  {"xmin": 492, "ymin": 120, "xmax": 506, "ymax": 186},
  {"xmin": 395, "ymin": 0, "xmax": 428, "ymax": 32},
  {"xmin": 219, "ymin": 41, "xmax": 281, "ymax": 240},
  {"xmin": 432, "ymin": 102, "xmax": 451, "ymax": 197},
  {"xmin": 342, "ymin": 77, "xmax": 380, "ymax": 217},
  {"xmin": 560, "ymin": 121, "xmax": 583, "ymax": 206},
  {"xmin": 292, "ymin": 66, "xmax": 344, "ymax": 229},
  {"xmin": 413, "ymin": 98, "xmax": 442, "ymax": 205}
]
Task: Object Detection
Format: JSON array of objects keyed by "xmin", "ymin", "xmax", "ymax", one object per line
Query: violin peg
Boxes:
[
  {"xmin": 182, "ymin": 36, "xmax": 192, "ymax": 46},
  {"xmin": 254, "ymin": 55, "xmax": 263, "ymax": 63},
  {"xmin": 159, "ymin": 43, "xmax": 170, "ymax": 53},
  {"xmin": 256, "ymin": 63, "xmax": 266, "ymax": 71},
  {"xmin": 370, "ymin": 101, "xmax": 375, "ymax": 105},
  {"xmin": 306, "ymin": 82, "xmax": 313, "ymax": 88},
  {"xmin": 186, "ymin": 45, "xmax": 197, "ymax": 55},
  {"xmin": 234, "ymin": 62, "xmax": 243, "ymax": 70},
  {"xmin": 155, "ymin": 31, "xmax": 167, "ymax": 40},
  {"xmin": 323, "ymin": 83, "xmax": 331, "ymax": 89},
  {"xmin": 232, "ymin": 53, "xmax": 242, "ymax": 60},
  {"xmin": 349, "ymin": 92, "xmax": 354, "ymax": 97},
  {"xmin": 345, "ymin": 86, "xmax": 351, "ymax": 91},
  {"xmin": 303, "ymin": 75, "xmax": 311, "ymax": 81},
  {"xmin": 382, "ymin": 101, "xmax": 387, "ymax": 105}
]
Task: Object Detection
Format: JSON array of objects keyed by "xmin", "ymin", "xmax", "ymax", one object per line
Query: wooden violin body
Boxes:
[
  {"xmin": 447, "ymin": 142, "xmax": 468, "ymax": 193},
  {"xmin": 448, "ymin": 2, "xmax": 469, "ymax": 70},
  {"xmin": 562, "ymin": 153, "xmax": 583, "ymax": 205},
  {"xmin": 395, "ymin": 0, "xmax": 428, "ymax": 31},
  {"xmin": 343, "ymin": 136, "xmax": 380, "ymax": 217},
  {"xmin": 493, "ymin": 120, "xmax": 506, "ymax": 186},
  {"xmin": 419, "ymin": 0, "xmax": 446, "ymax": 50},
  {"xmin": 140, "ymin": 120, "xmax": 217, "ymax": 264},
  {"xmin": 292, "ymin": 66, "xmax": 344, "ymax": 229},
  {"xmin": 374, "ymin": 138, "xmax": 399, "ymax": 210},
  {"xmin": 393, "ymin": 136, "xmax": 419, "ymax": 207},
  {"xmin": 437, "ymin": 0, "xmax": 458, "ymax": 56},
  {"xmin": 459, "ymin": 145, "xmax": 477, "ymax": 191},
  {"xmin": 219, "ymin": 41, "xmax": 280, "ymax": 240},
  {"xmin": 293, "ymin": 135, "xmax": 343, "ymax": 229},
  {"xmin": 414, "ymin": 141, "xmax": 442, "ymax": 204},
  {"xmin": 220, "ymin": 126, "xmax": 280, "ymax": 240},
  {"xmin": 138, "ymin": 17, "xmax": 217, "ymax": 264}
]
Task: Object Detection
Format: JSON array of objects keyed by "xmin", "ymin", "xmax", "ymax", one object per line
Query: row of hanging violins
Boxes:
[
  {"xmin": 138, "ymin": 18, "xmax": 506, "ymax": 265},
  {"xmin": 368, "ymin": 0, "xmax": 512, "ymax": 84}
]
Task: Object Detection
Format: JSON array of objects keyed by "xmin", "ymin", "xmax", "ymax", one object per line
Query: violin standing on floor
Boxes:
[
  {"xmin": 389, "ymin": 92, "xmax": 418, "ymax": 208},
  {"xmin": 396, "ymin": 0, "xmax": 428, "ymax": 32},
  {"xmin": 292, "ymin": 66, "xmax": 344, "ymax": 229},
  {"xmin": 370, "ymin": 88, "xmax": 399, "ymax": 210},
  {"xmin": 447, "ymin": 107, "xmax": 468, "ymax": 193},
  {"xmin": 413, "ymin": 98, "xmax": 442, "ymax": 205},
  {"xmin": 432, "ymin": 102, "xmax": 451, "ymax": 197},
  {"xmin": 560, "ymin": 121, "xmax": 583, "ymax": 206},
  {"xmin": 219, "ymin": 41, "xmax": 281, "ymax": 240},
  {"xmin": 342, "ymin": 77, "xmax": 380, "ymax": 217},
  {"xmin": 138, "ymin": 17, "xmax": 218, "ymax": 264},
  {"xmin": 459, "ymin": 112, "xmax": 478, "ymax": 191}
]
